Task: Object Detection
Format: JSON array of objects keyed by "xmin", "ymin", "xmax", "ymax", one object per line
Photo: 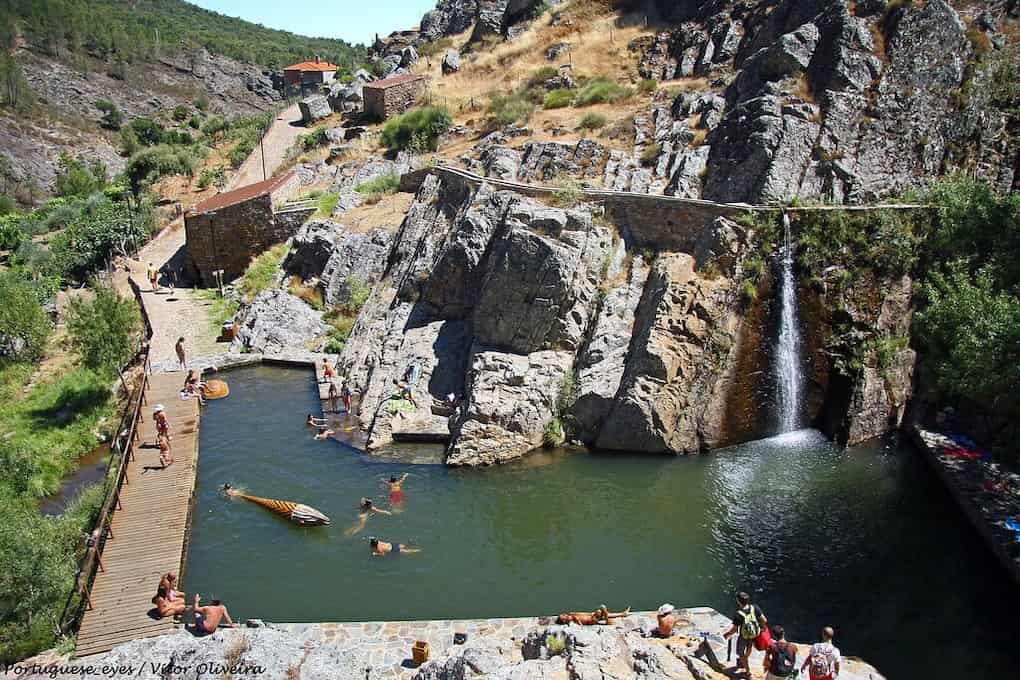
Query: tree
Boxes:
[
  {"xmin": 53, "ymin": 153, "xmax": 106, "ymax": 198},
  {"xmin": 0, "ymin": 272, "xmax": 51, "ymax": 363},
  {"xmin": 65, "ymin": 283, "xmax": 140, "ymax": 389},
  {"xmin": 94, "ymin": 98, "xmax": 123, "ymax": 130},
  {"xmin": 0, "ymin": 54, "xmax": 32, "ymax": 112}
]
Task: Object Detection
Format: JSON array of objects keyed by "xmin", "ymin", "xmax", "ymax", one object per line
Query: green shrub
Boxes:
[
  {"xmin": 194, "ymin": 95, "xmax": 210, "ymax": 112},
  {"xmin": 54, "ymin": 153, "xmax": 107, "ymax": 198},
  {"xmin": 355, "ymin": 172, "xmax": 400, "ymax": 196},
  {"xmin": 197, "ymin": 166, "xmax": 227, "ymax": 189},
  {"xmin": 574, "ymin": 76, "xmax": 632, "ymax": 106},
  {"xmin": 0, "ymin": 272, "xmax": 51, "ymax": 362},
  {"xmin": 201, "ymin": 115, "xmax": 230, "ymax": 138},
  {"xmin": 301, "ymin": 126, "xmax": 330, "ymax": 151},
  {"xmin": 637, "ymin": 78, "xmax": 657, "ymax": 94},
  {"xmin": 188, "ymin": 114, "xmax": 201, "ymax": 129},
  {"xmin": 0, "ymin": 215, "xmax": 22, "ymax": 250},
  {"xmin": 549, "ymin": 176, "xmax": 583, "ymax": 207},
  {"xmin": 640, "ymin": 142, "xmax": 660, "ymax": 167},
  {"xmin": 543, "ymin": 88, "xmax": 573, "ymax": 109},
  {"xmin": 418, "ymin": 38, "xmax": 454, "ymax": 58},
  {"xmin": 172, "ymin": 104, "xmax": 190, "ymax": 121},
  {"xmin": 578, "ymin": 112, "xmax": 607, "ymax": 130},
  {"xmin": 239, "ymin": 244, "xmax": 288, "ymax": 301},
  {"xmin": 315, "ymin": 192, "xmax": 339, "ymax": 217},
  {"xmin": 543, "ymin": 417, "xmax": 565, "ymax": 447},
  {"xmin": 487, "ymin": 91, "xmax": 535, "ymax": 126},
  {"xmin": 66, "ymin": 283, "xmax": 141, "ymax": 381},
  {"xmin": 228, "ymin": 139, "xmax": 255, "ymax": 168},
  {"xmin": 129, "ymin": 117, "xmax": 166, "ymax": 146},
  {"xmin": 94, "ymin": 98, "xmax": 123, "ymax": 130},
  {"xmin": 124, "ymin": 145, "xmax": 199, "ymax": 195},
  {"xmin": 527, "ymin": 66, "xmax": 558, "ymax": 88},
  {"xmin": 380, "ymin": 107, "xmax": 452, "ymax": 152}
]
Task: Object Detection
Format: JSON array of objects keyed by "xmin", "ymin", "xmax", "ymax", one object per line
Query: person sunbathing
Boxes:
[
  {"xmin": 369, "ymin": 536, "xmax": 421, "ymax": 556},
  {"xmin": 556, "ymin": 605, "xmax": 631, "ymax": 625},
  {"xmin": 159, "ymin": 572, "xmax": 185, "ymax": 603},
  {"xmin": 152, "ymin": 585, "xmax": 187, "ymax": 618},
  {"xmin": 183, "ymin": 370, "xmax": 207, "ymax": 404},
  {"xmin": 193, "ymin": 594, "xmax": 233, "ymax": 634}
]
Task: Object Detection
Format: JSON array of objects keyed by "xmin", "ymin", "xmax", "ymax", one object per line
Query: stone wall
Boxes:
[{"xmin": 364, "ymin": 78, "xmax": 427, "ymax": 120}]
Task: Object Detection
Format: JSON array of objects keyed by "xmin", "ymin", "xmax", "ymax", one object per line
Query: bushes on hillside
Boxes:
[
  {"xmin": 543, "ymin": 89, "xmax": 573, "ymax": 109},
  {"xmin": 574, "ymin": 76, "xmax": 632, "ymax": 106},
  {"xmin": 66, "ymin": 283, "xmax": 141, "ymax": 384},
  {"xmin": 488, "ymin": 91, "xmax": 535, "ymax": 126},
  {"xmin": 380, "ymin": 107, "xmax": 452, "ymax": 153},
  {"xmin": 94, "ymin": 98, "xmax": 123, "ymax": 130},
  {"xmin": 54, "ymin": 154, "xmax": 107, "ymax": 198},
  {"xmin": 0, "ymin": 272, "xmax": 50, "ymax": 363},
  {"xmin": 124, "ymin": 145, "xmax": 198, "ymax": 195}
]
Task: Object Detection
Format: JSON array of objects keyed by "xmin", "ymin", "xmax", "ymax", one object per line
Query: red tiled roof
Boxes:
[
  {"xmin": 364, "ymin": 73, "xmax": 428, "ymax": 90},
  {"xmin": 190, "ymin": 172, "xmax": 295, "ymax": 215},
  {"xmin": 283, "ymin": 60, "xmax": 339, "ymax": 72}
]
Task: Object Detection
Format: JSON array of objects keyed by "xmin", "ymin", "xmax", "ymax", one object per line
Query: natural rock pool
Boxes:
[{"xmin": 185, "ymin": 365, "xmax": 1020, "ymax": 679}]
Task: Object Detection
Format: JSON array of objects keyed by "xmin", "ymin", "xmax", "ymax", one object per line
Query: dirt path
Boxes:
[
  {"xmin": 228, "ymin": 103, "xmax": 305, "ymax": 189},
  {"xmin": 113, "ymin": 104, "xmax": 312, "ymax": 369}
]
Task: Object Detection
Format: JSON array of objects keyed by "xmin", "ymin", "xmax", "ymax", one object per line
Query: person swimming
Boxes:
[
  {"xmin": 307, "ymin": 413, "xmax": 329, "ymax": 427},
  {"xmin": 314, "ymin": 428, "xmax": 335, "ymax": 440},
  {"xmin": 369, "ymin": 536, "xmax": 421, "ymax": 556},
  {"xmin": 387, "ymin": 473, "xmax": 408, "ymax": 505},
  {"xmin": 345, "ymin": 498, "xmax": 392, "ymax": 535}
]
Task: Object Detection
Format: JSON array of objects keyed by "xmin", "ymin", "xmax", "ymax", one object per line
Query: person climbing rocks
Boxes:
[
  {"xmin": 148, "ymin": 263, "xmax": 159, "ymax": 292},
  {"xmin": 321, "ymin": 357, "xmax": 334, "ymax": 383},
  {"xmin": 175, "ymin": 337, "xmax": 186, "ymax": 369},
  {"xmin": 802, "ymin": 626, "xmax": 840, "ymax": 680},
  {"xmin": 763, "ymin": 625, "xmax": 798, "ymax": 679},
  {"xmin": 655, "ymin": 603, "xmax": 678, "ymax": 637},
  {"xmin": 723, "ymin": 592, "xmax": 767, "ymax": 676},
  {"xmin": 341, "ymin": 381, "xmax": 353, "ymax": 413},
  {"xmin": 369, "ymin": 536, "xmax": 420, "ymax": 556}
]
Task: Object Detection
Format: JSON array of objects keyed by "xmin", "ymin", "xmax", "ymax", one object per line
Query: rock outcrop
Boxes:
[{"xmin": 235, "ymin": 289, "xmax": 330, "ymax": 354}]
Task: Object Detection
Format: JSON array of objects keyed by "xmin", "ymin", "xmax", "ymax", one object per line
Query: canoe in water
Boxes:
[
  {"xmin": 204, "ymin": 379, "xmax": 229, "ymax": 400},
  {"xmin": 226, "ymin": 488, "xmax": 329, "ymax": 525}
]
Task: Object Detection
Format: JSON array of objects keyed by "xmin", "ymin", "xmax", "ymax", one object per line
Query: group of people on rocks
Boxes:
[
  {"xmin": 717, "ymin": 592, "xmax": 841, "ymax": 680},
  {"xmin": 150, "ymin": 571, "xmax": 234, "ymax": 634}
]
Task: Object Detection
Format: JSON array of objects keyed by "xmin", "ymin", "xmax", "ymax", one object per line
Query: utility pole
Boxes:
[{"xmin": 260, "ymin": 126, "xmax": 267, "ymax": 181}]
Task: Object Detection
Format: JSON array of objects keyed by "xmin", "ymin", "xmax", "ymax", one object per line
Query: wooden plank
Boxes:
[{"xmin": 76, "ymin": 372, "xmax": 201, "ymax": 657}]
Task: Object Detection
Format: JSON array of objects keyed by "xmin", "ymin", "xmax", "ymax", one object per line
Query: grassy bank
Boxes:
[{"xmin": 0, "ymin": 361, "xmax": 116, "ymax": 662}]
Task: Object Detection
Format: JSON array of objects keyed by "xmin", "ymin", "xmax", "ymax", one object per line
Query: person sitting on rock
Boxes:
[
  {"xmin": 152, "ymin": 585, "xmax": 187, "ymax": 619},
  {"xmin": 556, "ymin": 605, "xmax": 630, "ymax": 625},
  {"xmin": 655, "ymin": 603, "xmax": 678, "ymax": 637},
  {"xmin": 369, "ymin": 536, "xmax": 421, "ymax": 556},
  {"xmin": 192, "ymin": 593, "xmax": 234, "ymax": 634}
]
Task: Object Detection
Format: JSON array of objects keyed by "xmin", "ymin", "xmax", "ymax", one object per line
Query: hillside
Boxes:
[{"xmin": 0, "ymin": 0, "xmax": 366, "ymax": 194}]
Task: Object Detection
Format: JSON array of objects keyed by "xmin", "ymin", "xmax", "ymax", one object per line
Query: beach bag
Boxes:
[
  {"xmin": 738, "ymin": 605, "xmax": 761, "ymax": 640},
  {"xmin": 753, "ymin": 624, "xmax": 772, "ymax": 651}
]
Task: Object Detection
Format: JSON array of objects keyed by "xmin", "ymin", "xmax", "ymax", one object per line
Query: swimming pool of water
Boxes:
[{"xmin": 184, "ymin": 365, "xmax": 1020, "ymax": 679}]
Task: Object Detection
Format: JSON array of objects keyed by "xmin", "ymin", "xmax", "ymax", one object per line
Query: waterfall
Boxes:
[{"xmin": 775, "ymin": 212, "xmax": 803, "ymax": 433}]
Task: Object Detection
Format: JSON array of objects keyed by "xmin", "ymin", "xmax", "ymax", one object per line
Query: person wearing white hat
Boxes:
[
  {"xmin": 154, "ymin": 403, "xmax": 171, "ymax": 449},
  {"xmin": 656, "ymin": 603, "xmax": 678, "ymax": 637}
]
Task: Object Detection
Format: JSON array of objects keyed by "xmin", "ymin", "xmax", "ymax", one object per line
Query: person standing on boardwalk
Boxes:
[
  {"xmin": 723, "ymin": 592, "xmax": 767, "ymax": 676},
  {"xmin": 763, "ymin": 625, "xmax": 798, "ymax": 680},
  {"xmin": 154, "ymin": 403, "xmax": 171, "ymax": 447},
  {"xmin": 802, "ymin": 626, "xmax": 840, "ymax": 680},
  {"xmin": 175, "ymin": 337, "xmax": 186, "ymax": 369},
  {"xmin": 147, "ymin": 263, "xmax": 159, "ymax": 292}
]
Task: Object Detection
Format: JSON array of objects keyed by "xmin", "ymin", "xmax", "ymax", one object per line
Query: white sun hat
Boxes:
[
  {"xmin": 657, "ymin": 603, "xmax": 675, "ymax": 616},
  {"xmin": 154, "ymin": 403, "xmax": 165, "ymax": 412}
]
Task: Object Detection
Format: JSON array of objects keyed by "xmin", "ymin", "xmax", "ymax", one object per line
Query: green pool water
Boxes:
[{"xmin": 184, "ymin": 365, "xmax": 1020, "ymax": 679}]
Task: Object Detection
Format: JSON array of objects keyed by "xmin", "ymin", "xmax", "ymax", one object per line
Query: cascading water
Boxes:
[{"xmin": 774, "ymin": 212, "xmax": 803, "ymax": 433}]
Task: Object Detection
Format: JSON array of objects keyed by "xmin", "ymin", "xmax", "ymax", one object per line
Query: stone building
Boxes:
[
  {"xmin": 184, "ymin": 172, "xmax": 312, "ymax": 286},
  {"xmin": 362, "ymin": 73, "xmax": 429, "ymax": 120},
  {"xmin": 283, "ymin": 58, "xmax": 338, "ymax": 97}
]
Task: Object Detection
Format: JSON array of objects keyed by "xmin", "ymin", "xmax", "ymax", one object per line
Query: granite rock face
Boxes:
[{"xmin": 235, "ymin": 289, "xmax": 330, "ymax": 354}]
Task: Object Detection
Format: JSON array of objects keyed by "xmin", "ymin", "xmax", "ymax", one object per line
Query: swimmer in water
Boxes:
[
  {"xmin": 307, "ymin": 413, "xmax": 329, "ymax": 427},
  {"xmin": 314, "ymin": 428, "xmax": 335, "ymax": 440},
  {"xmin": 369, "ymin": 536, "xmax": 421, "ymax": 556},
  {"xmin": 387, "ymin": 473, "xmax": 409, "ymax": 508},
  {"xmin": 345, "ymin": 498, "xmax": 391, "ymax": 535}
]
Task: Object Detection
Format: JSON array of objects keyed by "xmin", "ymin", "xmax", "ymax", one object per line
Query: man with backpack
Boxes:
[
  {"xmin": 722, "ymin": 592, "xmax": 768, "ymax": 676},
  {"xmin": 802, "ymin": 626, "xmax": 841, "ymax": 680},
  {"xmin": 762, "ymin": 625, "xmax": 797, "ymax": 679}
]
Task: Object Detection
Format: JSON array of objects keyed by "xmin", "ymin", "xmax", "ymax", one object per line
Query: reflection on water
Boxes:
[
  {"xmin": 185, "ymin": 366, "xmax": 1020, "ymax": 680},
  {"xmin": 39, "ymin": 442, "xmax": 111, "ymax": 516}
]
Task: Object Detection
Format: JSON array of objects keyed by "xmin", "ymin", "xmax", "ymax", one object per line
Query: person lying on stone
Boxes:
[
  {"xmin": 193, "ymin": 593, "xmax": 234, "ymax": 634},
  {"xmin": 556, "ymin": 605, "xmax": 631, "ymax": 625},
  {"xmin": 152, "ymin": 585, "xmax": 187, "ymax": 619},
  {"xmin": 369, "ymin": 536, "xmax": 421, "ymax": 556}
]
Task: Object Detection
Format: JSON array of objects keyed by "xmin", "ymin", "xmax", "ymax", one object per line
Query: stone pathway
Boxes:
[{"xmin": 228, "ymin": 104, "xmax": 305, "ymax": 190}]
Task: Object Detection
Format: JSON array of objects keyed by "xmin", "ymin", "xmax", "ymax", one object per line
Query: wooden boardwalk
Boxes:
[{"xmin": 76, "ymin": 373, "xmax": 201, "ymax": 657}]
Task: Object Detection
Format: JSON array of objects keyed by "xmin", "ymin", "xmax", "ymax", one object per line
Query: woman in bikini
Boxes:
[
  {"xmin": 556, "ymin": 606, "xmax": 631, "ymax": 625},
  {"xmin": 152, "ymin": 585, "xmax": 187, "ymax": 618},
  {"xmin": 159, "ymin": 572, "xmax": 185, "ymax": 603},
  {"xmin": 386, "ymin": 473, "xmax": 409, "ymax": 507}
]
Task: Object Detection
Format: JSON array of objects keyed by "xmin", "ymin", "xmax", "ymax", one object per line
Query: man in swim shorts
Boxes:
[
  {"xmin": 193, "ymin": 594, "xmax": 234, "ymax": 634},
  {"xmin": 369, "ymin": 536, "xmax": 420, "ymax": 555}
]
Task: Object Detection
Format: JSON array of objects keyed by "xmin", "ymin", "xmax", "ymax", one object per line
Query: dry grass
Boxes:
[
  {"xmin": 414, "ymin": 4, "xmax": 651, "ymax": 124},
  {"xmin": 288, "ymin": 275, "xmax": 325, "ymax": 308},
  {"xmin": 340, "ymin": 192, "xmax": 416, "ymax": 234}
]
